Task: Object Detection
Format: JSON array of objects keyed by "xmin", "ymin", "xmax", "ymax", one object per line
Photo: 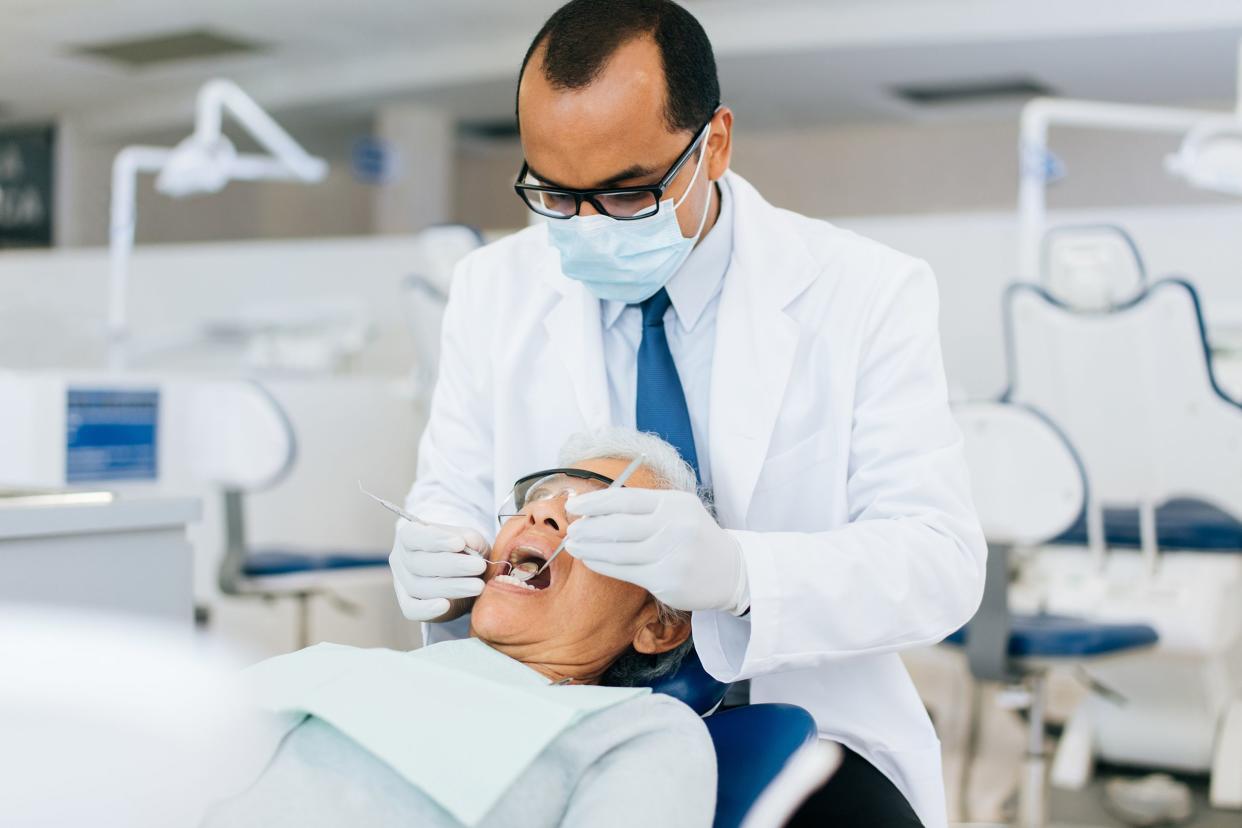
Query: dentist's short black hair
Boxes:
[{"xmin": 517, "ymin": 0, "xmax": 720, "ymax": 135}]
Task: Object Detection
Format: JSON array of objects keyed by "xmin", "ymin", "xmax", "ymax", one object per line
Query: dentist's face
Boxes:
[
  {"xmin": 470, "ymin": 458, "xmax": 686, "ymax": 684},
  {"xmin": 516, "ymin": 34, "xmax": 731, "ymax": 237}
]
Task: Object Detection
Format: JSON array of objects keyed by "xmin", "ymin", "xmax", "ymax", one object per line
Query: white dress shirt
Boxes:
[{"xmin": 600, "ymin": 177, "xmax": 735, "ymax": 491}]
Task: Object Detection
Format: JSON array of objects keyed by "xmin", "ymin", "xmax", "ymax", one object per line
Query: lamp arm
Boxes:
[
  {"xmin": 108, "ymin": 146, "xmax": 172, "ymax": 371},
  {"xmin": 194, "ymin": 80, "xmax": 327, "ymax": 183}
]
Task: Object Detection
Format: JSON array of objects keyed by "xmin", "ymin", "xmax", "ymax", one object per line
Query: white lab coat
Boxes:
[{"xmin": 408, "ymin": 171, "xmax": 985, "ymax": 828}]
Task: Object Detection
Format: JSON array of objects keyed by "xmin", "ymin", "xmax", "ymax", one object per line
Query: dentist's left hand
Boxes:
[{"xmin": 565, "ymin": 488, "xmax": 749, "ymax": 614}]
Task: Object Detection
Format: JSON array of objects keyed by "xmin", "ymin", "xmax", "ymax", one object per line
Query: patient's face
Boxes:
[{"xmin": 470, "ymin": 458, "xmax": 684, "ymax": 683}]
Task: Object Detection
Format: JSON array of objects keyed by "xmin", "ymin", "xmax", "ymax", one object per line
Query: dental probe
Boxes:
[
  {"xmin": 358, "ymin": 481, "xmax": 426, "ymax": 525},
  {"xmin": 518, "ymin": 453, "xmax": 646, "ymax": 581},
  {"xmin": 358, "ymin": 481, "xmax": 510, "ymax": 571}
]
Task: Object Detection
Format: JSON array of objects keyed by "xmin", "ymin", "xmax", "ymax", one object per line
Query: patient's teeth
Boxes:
[{"xmin": 493, "ymin": 573, "xmax": 536, "ymax": 590}]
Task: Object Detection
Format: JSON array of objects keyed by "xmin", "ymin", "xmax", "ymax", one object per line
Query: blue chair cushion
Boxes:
[
  {"xmin": 243, "ymin": 549, "xmax": 389, "ymax": 577},
  {"xmin": 705, "ymin": 704, "xmax": 819, "ymax": 828},
  {"xmin": 1053, "ymin": 498, "xmax": 1242, "ymax": 551},
  {"xmin": 945, "ymin": 613, "xmax": 1157, "ymax": 658},
  {"xmin": 650, "ymin": 646, "xmax": 731, "ymax": 716}
]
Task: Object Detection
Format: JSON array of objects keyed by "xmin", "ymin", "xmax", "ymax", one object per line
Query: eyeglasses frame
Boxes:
[{"xmin": 513, "ymin": 110, "xmax": 718, "ymax": 221}]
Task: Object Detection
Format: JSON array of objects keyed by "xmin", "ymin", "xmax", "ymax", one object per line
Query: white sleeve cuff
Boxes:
[
  {"xmin": 692, "ymin": 530, "xmax": 777, "ymax": 682},
  {"xmin": 727, "ymin": 547, "xmax": 750, "ymax": 616}
]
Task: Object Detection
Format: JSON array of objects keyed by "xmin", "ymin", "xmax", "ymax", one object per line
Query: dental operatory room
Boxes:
[{"xmin": 9, "ymin": 1, "xmax": 1242, "ymax": 826}]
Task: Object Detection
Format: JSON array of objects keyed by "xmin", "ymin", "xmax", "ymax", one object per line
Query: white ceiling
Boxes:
[{"xmin": 2, "ymin": 0, "xmax": 1241, "ymax": 136}]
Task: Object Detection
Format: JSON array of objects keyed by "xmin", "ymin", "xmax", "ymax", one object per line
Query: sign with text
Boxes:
[{"xmin": 0, "ymin": 126, "xmax": 54, "ymax": 247}]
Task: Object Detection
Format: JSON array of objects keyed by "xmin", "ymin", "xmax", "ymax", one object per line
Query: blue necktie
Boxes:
[{"xmin": 634, "ymin": 288, "xmax": 701, "ymax": 480}]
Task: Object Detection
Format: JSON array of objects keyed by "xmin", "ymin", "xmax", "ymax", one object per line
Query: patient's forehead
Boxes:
[{"xmin": 573, "ymin": 457, "xmax": 665, "ymax": 490}]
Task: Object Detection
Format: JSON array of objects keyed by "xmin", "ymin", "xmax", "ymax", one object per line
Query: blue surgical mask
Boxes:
[{"xmin": 547, "ymin": 126, "xmax": 712, "ymax": 304}]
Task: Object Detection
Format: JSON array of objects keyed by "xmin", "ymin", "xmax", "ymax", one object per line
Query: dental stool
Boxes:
[
  {"xmin": 948, "ymin": 401, "xmax": 1158, "ymax": 827},
  {"xmin": 651, "ymin": 649, "xmax": 839, "ymax": 828}
]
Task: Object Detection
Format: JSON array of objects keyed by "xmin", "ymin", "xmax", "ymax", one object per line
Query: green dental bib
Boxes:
[{"xmin": 242, "ymin": 639, "xmax": 647, "ymax": 825}]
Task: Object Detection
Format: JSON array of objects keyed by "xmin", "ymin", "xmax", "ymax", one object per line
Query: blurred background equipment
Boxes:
[{"xmin": 107, "ymin": 78, "xmax": 328, "ymax": 370}]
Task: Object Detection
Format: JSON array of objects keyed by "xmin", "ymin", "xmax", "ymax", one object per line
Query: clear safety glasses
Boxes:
[{"xmin": 496, "ymin": 468, "xmax": 617, "ymax": 527}]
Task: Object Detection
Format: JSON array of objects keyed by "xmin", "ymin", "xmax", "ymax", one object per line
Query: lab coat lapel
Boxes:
[
  {"xmin": 708, "ymin": 173, "xmax": 817, "ymax": 525},
  {"xmin": 541, "ymin": 277, "xmax": 611, "ymax": 431}
]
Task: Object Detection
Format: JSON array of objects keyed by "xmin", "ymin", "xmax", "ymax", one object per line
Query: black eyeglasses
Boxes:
[{"xmin": 513, "ymin": 112, "xmax": 716, "ymax": 221}]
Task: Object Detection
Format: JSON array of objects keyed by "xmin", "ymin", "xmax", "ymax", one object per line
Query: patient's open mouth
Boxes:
[{"xmin": 491, "ymin": 544, "xmax": 553, "ymax": 591}]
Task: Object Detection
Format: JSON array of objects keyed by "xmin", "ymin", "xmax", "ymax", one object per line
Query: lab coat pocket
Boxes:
[
  {"xmin": 747, "ymin": 432, "xmax": 836, "ymax": 531},
  {"xmin": 754, "ymin": 431, "xmax": 832, "ymax": 493}
]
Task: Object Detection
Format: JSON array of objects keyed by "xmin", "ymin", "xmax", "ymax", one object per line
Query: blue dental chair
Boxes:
[{"xmin": 650, "ymin": 648, "xmax": 836, "ymax": 828}]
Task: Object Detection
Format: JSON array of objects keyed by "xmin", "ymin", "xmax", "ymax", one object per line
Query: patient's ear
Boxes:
[{"xmin": 632, "ymin": 605, "xmax": 691, "ymax": 655}]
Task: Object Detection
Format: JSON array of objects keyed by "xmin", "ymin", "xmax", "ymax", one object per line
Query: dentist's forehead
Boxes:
[{"xmin": 517, "ymin": 36, "xmax": 690, "ymax": 190}]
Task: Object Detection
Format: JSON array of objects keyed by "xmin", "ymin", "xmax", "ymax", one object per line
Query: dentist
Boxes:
[{"xmin": 390, "ymin": 1, "xmax": 985, "ymax": 825}]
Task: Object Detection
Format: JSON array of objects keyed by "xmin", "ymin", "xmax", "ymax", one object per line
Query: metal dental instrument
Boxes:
[
  {"xmin": 358, "ymin": 481, "xmax": 511, "ymax": 572},
  {"xmin": 517, "ymin": 453, "xmax": 646, "ymax": 581},
  {"xmin": 358, "ymin": 480, "xmax": 425, "ymax": 525}
]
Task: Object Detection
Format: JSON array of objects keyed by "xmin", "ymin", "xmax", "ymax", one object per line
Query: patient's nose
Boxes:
[{"xmin": 526, "ymin": 497, "xmax": 567, "ymax": 535}]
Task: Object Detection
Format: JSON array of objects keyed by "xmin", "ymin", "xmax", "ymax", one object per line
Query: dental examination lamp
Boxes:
[
  {"xmin": 108, "ymin": 79, "xmax": 328, "ymax": 370},
  {"xmin": 1018, "ymin": 38, "xmax": 1242, "ymax": 280},
  {"xmin": 1165, "ymin": 120, "xmax": 1242, "ymax": 198},
  {"xmin": 1165, "ymin": 38, "xmax": 1242, "ymax": 199}
]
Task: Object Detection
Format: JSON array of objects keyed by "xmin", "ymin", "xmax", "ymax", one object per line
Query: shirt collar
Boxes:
[{"xmin": 602, "ymin": 176, "xmax": 734, "ymax": 332}]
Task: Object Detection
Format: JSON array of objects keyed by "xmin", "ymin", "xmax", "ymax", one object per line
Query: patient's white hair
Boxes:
[
  {"xmin": 557, "ymin": 426, "xmax": 702, "ymax": 687},
  {"xmin": 558, "ymin": 427, "xmax": 699, "ymax": 496}
]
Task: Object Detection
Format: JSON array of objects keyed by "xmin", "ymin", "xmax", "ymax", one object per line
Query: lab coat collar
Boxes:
[
  {"xmin": 537, "ymin": 229, "xmax": 612, "ymax": 431},
  {"xmin": 707, "ymin": 171, "xmax": 820, "ymax": 525}
]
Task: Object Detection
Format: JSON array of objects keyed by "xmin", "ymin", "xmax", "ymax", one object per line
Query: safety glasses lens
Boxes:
[{"xmin": 496, "ymin": 473, "xmax": 609, "ymax": 525}]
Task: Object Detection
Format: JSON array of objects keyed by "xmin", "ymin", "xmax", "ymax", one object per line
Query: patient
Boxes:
[{"xmin": 203, "ymin": 428, "xmax": 716, "ymax": 828}]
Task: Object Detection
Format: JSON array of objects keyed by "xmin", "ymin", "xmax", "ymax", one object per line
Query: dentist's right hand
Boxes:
[{"xmin": 389, "ymin": 519, "xmax": 491, "ymax": 622}]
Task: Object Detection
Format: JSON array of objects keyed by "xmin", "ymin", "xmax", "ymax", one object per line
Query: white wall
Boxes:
[{"xmin": 0, "ymin": 234, "xmax": 424, "ymax": 374}]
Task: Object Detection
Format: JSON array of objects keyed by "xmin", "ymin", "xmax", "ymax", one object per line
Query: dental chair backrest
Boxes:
[
  {"xmin": 172, "ymin": 379, "xmax": 296, "ymax": 595},
  {"xmin": 649, "ymin": 647, "xmax": 834, "ymax": 828},
  {"xmin": 1004, "ymin": 278, "xmax": 1242, "ymax": 544},
  {"xmin": 650, "ymin": 646, "xmax": 730, "ymax": 715},
  {"xmin": 955, "ymin": 401, "xmax": 1086, "ymax": 548},
  {"xmin": 177, "ymin": 379, "xmax": 296, "ymax": 493},
  {"xmin": 1041, "ymin": 224, "xmax": 1146, "ymax": 312}
]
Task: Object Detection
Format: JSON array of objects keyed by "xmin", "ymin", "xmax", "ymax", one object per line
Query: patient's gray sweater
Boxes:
[{"xmin": 204, "ymin": 679, "xmax": 714, "ymax": 828}]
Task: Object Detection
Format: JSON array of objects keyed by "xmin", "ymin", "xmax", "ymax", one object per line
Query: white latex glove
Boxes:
[
  {"xmin": 565, "ymin": 488, "xmax": 748, "ymax": 614},
  {"xmin": 389, "ymin": 519, "xmax": 490, "ymax": 622}
]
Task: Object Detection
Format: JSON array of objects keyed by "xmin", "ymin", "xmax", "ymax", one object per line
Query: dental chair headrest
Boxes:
[
  {"xmin": 1041, "ymin": 224, "xmax": 1146, "ymax": 311},
  {"xmin": 649, "ymin": 646, "xmax": 730, "ymax": 716}
]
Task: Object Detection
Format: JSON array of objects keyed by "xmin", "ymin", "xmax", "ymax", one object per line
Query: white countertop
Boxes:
[{"xmin": 0, "ymin": 496, "xmax": 201, "ymax": 541}]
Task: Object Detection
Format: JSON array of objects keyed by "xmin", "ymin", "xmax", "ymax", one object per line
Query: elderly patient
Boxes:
[{"xmin": 203, "ymin": 428, "xmax": 716, "ymax": 828}]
